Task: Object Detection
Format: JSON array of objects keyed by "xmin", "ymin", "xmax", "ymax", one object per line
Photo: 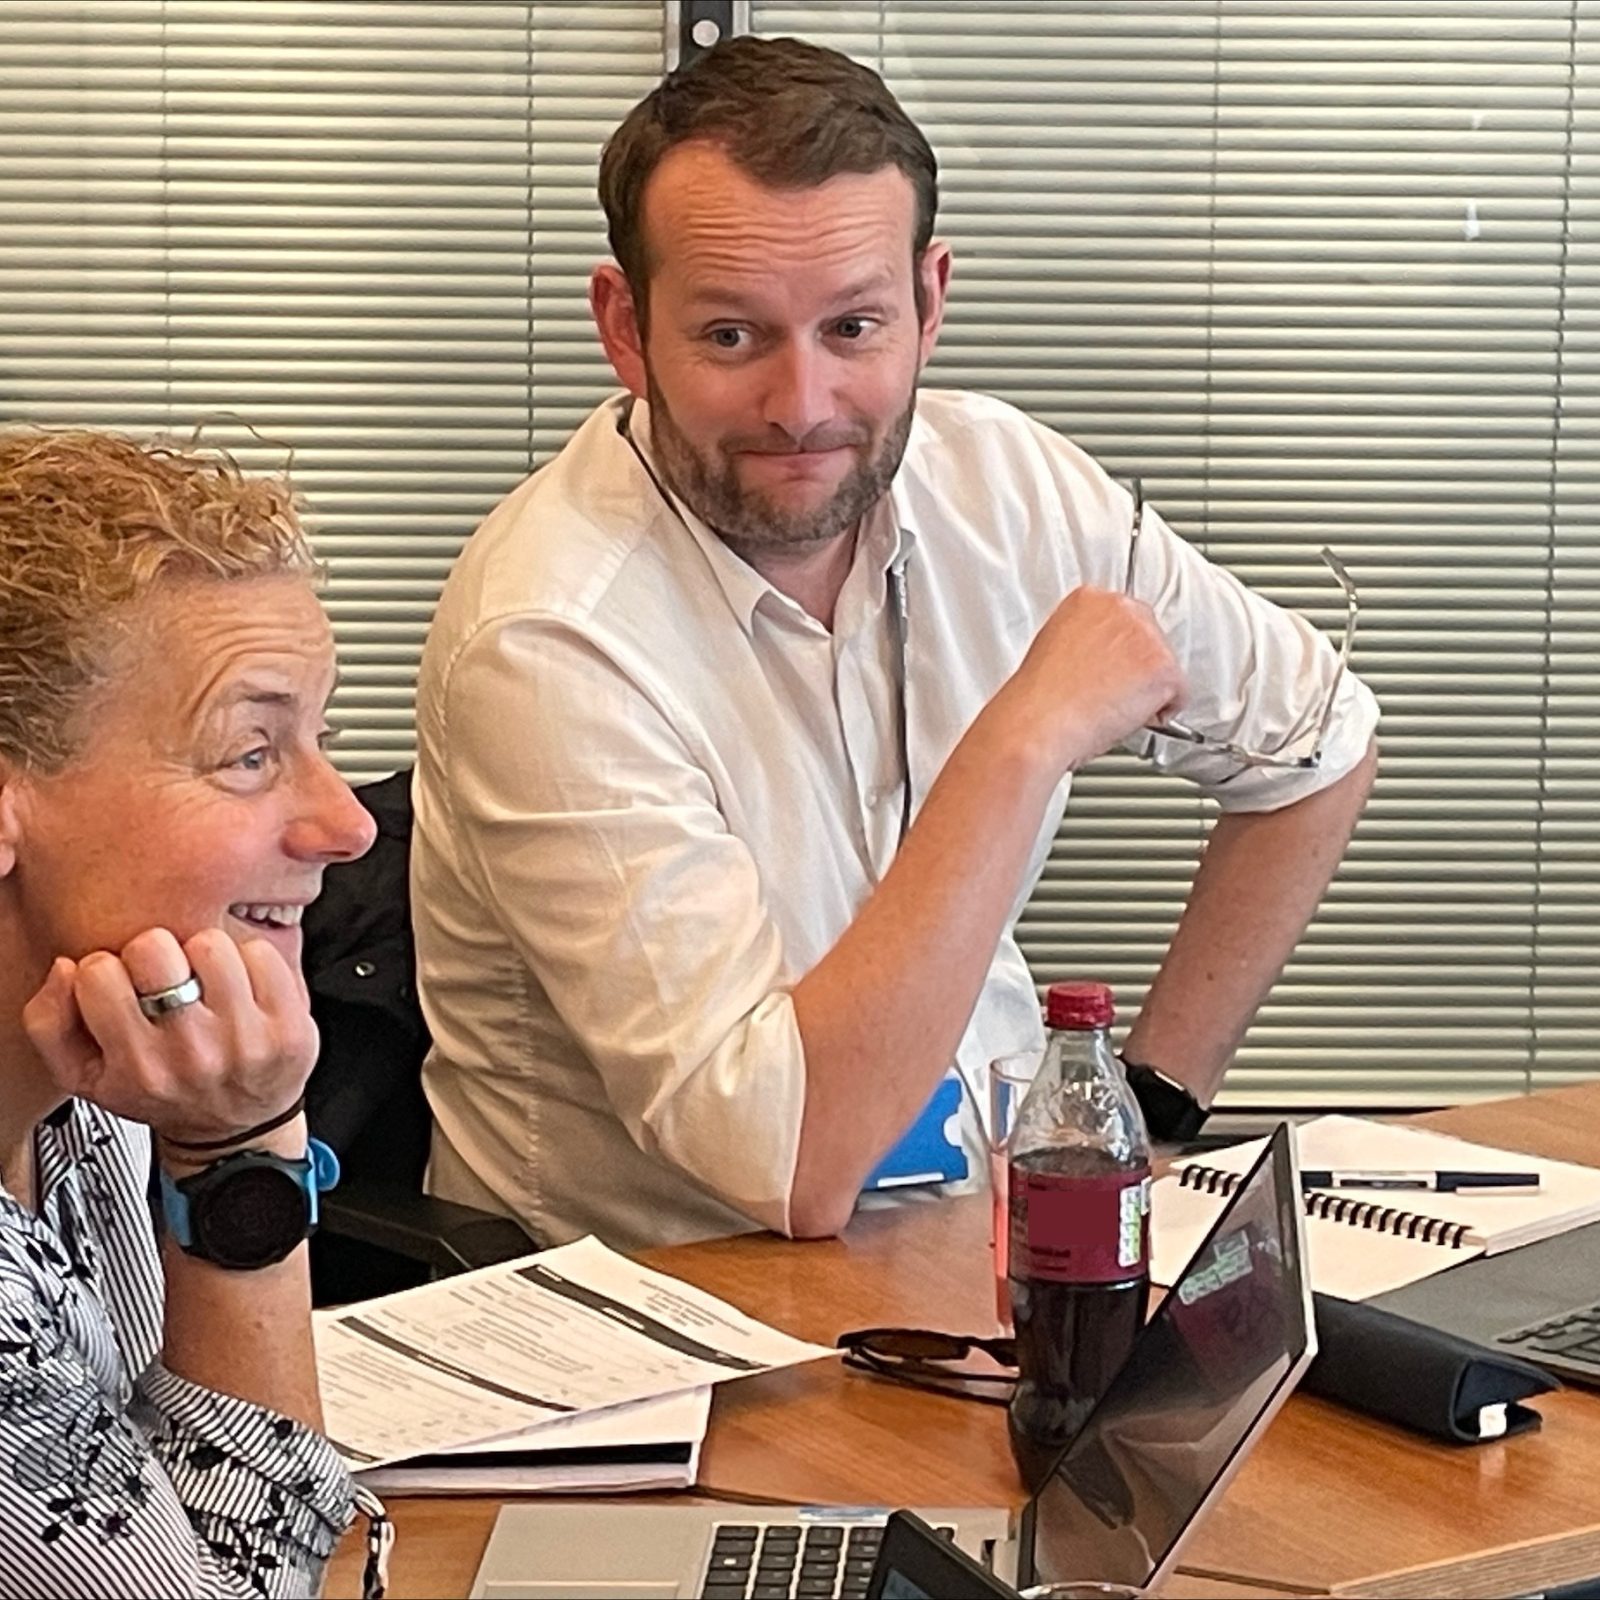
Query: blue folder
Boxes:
[{"xmin": 864, "ymin": 1073, "xmax": 969, "ymax": 1190}]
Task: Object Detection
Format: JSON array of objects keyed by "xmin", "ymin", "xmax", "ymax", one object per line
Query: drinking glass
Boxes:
[{"xmin": 989, "ymin": 1048, "xmax": 1044, "ymax": 1332}]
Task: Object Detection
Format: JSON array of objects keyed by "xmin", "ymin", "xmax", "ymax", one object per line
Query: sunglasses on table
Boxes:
[{"xmin": 837, "ymin": 1327, "xmax": 1019, "ymax": 1408}]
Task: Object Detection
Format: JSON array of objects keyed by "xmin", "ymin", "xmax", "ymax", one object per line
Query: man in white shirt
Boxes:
[{"xmin": 411, "ymin": 35, "xmax": 1379, "ymax": 1251}]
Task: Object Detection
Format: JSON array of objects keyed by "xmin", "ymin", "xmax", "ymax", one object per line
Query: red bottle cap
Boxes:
[{"xmin": 1045, "ymin": 981, "xmax": 1115, "ymax": 1030}]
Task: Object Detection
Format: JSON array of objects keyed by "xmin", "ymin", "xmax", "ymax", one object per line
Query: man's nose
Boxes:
[
  {"xmin": 761, "ymin": 339, "xmax": 835, "ymax": 444},
  {"xmin": 285, "ymin": 758, "xmax": 378, "ymax": 864}
]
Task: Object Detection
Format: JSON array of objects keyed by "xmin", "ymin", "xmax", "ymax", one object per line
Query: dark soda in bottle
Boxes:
[{"xmin": 1006, "ymin": 980, "xmax": 1150, "ymax": 1491}]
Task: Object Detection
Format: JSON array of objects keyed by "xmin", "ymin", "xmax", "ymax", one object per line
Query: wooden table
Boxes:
[{"xmin": 326, "ymin": 1084, "xmax": 1600, "ymax": 1599}]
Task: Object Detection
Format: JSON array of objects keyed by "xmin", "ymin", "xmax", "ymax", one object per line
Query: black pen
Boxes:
[{"xmin": 1299, "ymin": 1169, "xmax": 1541, "ymax": 1194}]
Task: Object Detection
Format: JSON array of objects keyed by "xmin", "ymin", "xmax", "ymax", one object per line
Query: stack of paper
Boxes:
[
  {"xmin": 353, "ymin": 1388, "xmax": 712, "ymax": 1496},
  {"xmin": 314, "ymin": 1234, "xmax": 833, "ymax": 1473}
]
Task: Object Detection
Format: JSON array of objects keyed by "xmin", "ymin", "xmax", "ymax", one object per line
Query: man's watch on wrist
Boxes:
[
  {"xmin": 1119, "ymin": 1056, "xmax": 1210, "ymax": 1143},
  {"xmin": 159, "ymin": 1138, "xmax": 340, "ymax": 1271}
]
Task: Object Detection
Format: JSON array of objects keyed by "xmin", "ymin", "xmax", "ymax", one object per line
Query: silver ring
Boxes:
[{"xmin": 136, "ymin": 975, "xmax": 203, "ymax": 1020}]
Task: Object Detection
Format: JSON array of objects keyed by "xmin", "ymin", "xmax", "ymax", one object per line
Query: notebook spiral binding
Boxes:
[{"xmin": 1176, "ymin": 1163, "xmax": 1473, "ymax": 1251}]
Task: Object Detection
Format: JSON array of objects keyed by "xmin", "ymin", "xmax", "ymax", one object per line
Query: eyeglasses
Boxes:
[
  {"xmin": 1122, "ymin": 477, "xmax": 1359, "ymax": 771},
  {"xmin": 837, "ymin": 1326, "xmax": 1018, "ymax": 1408}
]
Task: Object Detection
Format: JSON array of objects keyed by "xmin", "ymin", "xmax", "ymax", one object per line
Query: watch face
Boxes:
[
  {"xmin": 1127, "ymin": 1063, "xmax": 1206, "ymax": 1142},
  {"xmin": 193, "ymin": 1163, "xmax": 309, "ymax": 1270}
]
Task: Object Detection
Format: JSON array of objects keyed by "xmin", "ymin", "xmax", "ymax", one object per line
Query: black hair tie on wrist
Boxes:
[{"xmin": 159, "ymin": 1093, "xmax": 307, "ymax": 1154}]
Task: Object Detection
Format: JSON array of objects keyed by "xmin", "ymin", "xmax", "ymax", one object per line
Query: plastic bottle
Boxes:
[{"xmin": 1005, "ymin": 980, "xmax": 1151, "ymax": 1490}]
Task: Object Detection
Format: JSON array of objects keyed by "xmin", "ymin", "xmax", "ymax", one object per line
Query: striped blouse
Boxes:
[{"xmin": 0, "ymin": 1097, "xmax": 359, "ymax": 1598}]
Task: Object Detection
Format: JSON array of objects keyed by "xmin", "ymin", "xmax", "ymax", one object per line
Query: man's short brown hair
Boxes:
[{"xmin": 598, "ymin": 35, "xmax": 938, "ymax": 315}]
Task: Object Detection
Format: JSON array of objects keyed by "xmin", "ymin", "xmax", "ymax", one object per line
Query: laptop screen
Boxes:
[{"xmin": 1022, "ymin": 1124, "xmax": 1310, "ymax": 1591}]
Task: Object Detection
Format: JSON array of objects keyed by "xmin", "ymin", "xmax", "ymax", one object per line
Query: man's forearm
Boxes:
[
  {"xmin": 1123, "ymin": 738, "xmax": 1378, "ymax": 1105},
  {"xmin": 786, "ymin": 584, "xmax": 1189, "ymax": 1237},
  {"xmin": 788, "ymin": 700, "xmax": 1060, "ymax": 1236}
]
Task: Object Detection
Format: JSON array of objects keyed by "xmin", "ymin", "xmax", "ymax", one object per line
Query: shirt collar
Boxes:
[
  {"xmin": 885, "ymin": 401, "xmax": 933, "ymax": 571},
  {"xmin": 615, "ymin": 395, "xmax": 920, "ymax": 636}
]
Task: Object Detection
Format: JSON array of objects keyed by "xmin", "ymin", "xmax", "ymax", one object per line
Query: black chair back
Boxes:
[
  {"xmin": 302, "ymin": 768, "xmax": 541, "ymax": 1304},
  {"xmin": 303, "ymin": 769, "xmax": 433, "ymax": 1300}
]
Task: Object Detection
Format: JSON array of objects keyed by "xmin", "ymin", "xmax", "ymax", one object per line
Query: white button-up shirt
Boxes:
[{"xmin": 412, "ymin": 389, "xmax": 1378, "ymax": 1250}]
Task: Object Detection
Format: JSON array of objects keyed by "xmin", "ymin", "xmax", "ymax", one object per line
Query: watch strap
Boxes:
[{"xmin": 1120, "ymin": 1057, "xmax": 1210, "ymax": 1142}]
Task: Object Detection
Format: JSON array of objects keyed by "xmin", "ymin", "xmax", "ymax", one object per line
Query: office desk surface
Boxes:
[{"xmin": 325, "ymin": 1083, "xmax": 1600, "ymax": 1600}]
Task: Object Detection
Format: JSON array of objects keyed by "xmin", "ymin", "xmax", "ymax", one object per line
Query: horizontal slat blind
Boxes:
[
  {"xmin": 0, "ymin": 0, "xmax": 661, "ymax": 778},
  {"xmin": 1544, "ymin": 1, "xmax": 1600, "ymax": 1090},
  {"xmin": 755, "ymin": 0, "xmax": 1595, "ymax": 1104}
]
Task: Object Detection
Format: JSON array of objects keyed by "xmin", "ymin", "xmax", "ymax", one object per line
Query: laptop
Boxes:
[
  {"xmin": 469, "ymin": 1123, "xmax": 1313, "ymax": 1600},
  {"xmin": 1373, "ymin": 1219, "xmax": 1600, "ymax": 1388}
]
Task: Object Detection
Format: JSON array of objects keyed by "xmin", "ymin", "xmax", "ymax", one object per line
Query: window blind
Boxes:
[
  {"xmin": 753, "ymin": 0, "xmax": 1598, "ymax": 1104},
  {"xmin": 0, "ymin": 0, "xmax": 662, "ymax": 779},
  {"xmin": 6, "ymin": 0, "xmax": 1595, "ymax": 1107},
  {"xmin": 1548, "ymin": 0, "xmax": 1600, "ymax": 1094}
]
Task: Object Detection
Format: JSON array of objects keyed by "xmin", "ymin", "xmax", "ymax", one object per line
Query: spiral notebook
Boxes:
[{"xmin": 1151, "ymin": 1115, "xmax": 1600, "ymax": 1302}]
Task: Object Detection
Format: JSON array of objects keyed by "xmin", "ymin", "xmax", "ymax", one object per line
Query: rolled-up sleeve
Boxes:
[
  {"xmin": 1034, "ymin": 429, "xmax": 1379, "ymax": 812},
  {"xmin": 0, "ymin": 1267, "xmax": 353, "ymax": 1599},
  {"xmin": 438, "ymin": 615, "xmax": 806, "ymax": 1234},
  {"xmin": 1123, "ymin": 499, "xmax": 1378, "ymax": 811}
]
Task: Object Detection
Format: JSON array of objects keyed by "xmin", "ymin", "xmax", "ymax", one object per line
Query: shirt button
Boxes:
[{"xmin": 353, "ymin": 960, "xmax": 377, "ymax": 979}]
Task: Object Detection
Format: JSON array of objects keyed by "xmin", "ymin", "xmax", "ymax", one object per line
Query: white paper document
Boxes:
[
  {"xmin": 353, "ymin": 1387, "xmax": 712, "ymax": 1496},
  {"xmin": 315, "ymin": 1235, "xmax": 832, "ymax": 1468}
]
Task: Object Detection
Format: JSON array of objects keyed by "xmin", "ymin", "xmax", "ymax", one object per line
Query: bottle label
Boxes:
[{"xmin": 1009, "ymin": 1166, "xmax": 1151, "ymax": 1284}]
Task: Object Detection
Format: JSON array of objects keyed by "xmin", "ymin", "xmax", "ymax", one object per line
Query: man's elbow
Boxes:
[
  {"xmin": 784, "ymin": 1093, "xmax": 866, "ymax": 1239},
  {"xmin": 783, "ymin": 1175, "xmax": 858, "ymax": 1241}
]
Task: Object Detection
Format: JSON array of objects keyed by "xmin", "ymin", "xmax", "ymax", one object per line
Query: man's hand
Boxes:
[
  {"xmin": 21, "ymin": 927, "xmax": 318, "ymax": 1149},
  {"xmin": 998, "ymin": 586, "xmax": 1187, "ymax": 774}
]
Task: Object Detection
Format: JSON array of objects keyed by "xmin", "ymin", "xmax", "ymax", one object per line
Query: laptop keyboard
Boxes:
[
  {"xmin": 1496, "ymin": 1303, "xmax": 1600, "ymax": 1363},
  {"xmin": 699, "ymin": 1519, "xmax": 956, "ymax": 1600}
]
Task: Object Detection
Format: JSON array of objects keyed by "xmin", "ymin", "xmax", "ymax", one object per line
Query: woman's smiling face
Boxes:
[{"xmin": 2, "ymin": 574, "xmax": 375, "ymax": 974}]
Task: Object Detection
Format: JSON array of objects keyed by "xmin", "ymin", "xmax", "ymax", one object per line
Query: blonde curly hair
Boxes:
[{"xmin": 0, "ymin": 426, "xmax": 317, "ymax": 771}]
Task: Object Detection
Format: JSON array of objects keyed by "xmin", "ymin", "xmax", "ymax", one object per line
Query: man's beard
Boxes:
[{"xmin": 646, "ymin": 374, "xmax": 915, "ymax": 559}]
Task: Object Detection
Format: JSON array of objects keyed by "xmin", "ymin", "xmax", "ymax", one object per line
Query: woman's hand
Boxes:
[{"xmin": 21, "ymin": 926, "xmax": 318, "ymax": 1148}]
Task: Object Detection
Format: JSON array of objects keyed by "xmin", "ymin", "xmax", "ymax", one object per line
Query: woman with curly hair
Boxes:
[{"xmin": 0, "ymin": 426, "xmax": 381, "ymax": 1597}]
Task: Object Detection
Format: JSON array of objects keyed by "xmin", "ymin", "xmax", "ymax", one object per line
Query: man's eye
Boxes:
[
  {"xmin": 232, "ymin": 747, "xmax": 271, "ymax": 773},
  {"xmin": 708, "ymin": 327, "xmax": 746, "ymax": 350},
  {"xmin": 834, "ymin": 317, "xmax": 874, "ymax": 340}
]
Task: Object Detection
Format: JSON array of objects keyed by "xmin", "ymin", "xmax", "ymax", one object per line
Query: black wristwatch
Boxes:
[
  {"xmin": 159, "ymin": 1139, "xmax": 340, "ymax": 1271},
  {"xmin": 1120, "ymin": 1057, "xmax": 1210, "ymax": 1143}
]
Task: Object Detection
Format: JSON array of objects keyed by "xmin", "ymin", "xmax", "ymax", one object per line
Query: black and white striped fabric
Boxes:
[{"xmin": 0, "ymin": 1099, "xmax": 357, "ymax": 1598}]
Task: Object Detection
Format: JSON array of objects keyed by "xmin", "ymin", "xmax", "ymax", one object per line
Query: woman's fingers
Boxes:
[
  {"xmin": 117, "ymin": 925, "xmax": 194, "ymax": 1008},
  {"xmin": 194, "ymin": 930, "xmax": 318, "ymax": 1109},
  {"xmin": 20, "ymin": 956, "xmax": 100, "ymax": 1090},
  {"xmin": 24, "ymin": 928, "xmax": 315, "ymax": 1141},
  {"xmin": 72, "ymin": 947, "xmax": 165, "ymax": 1082},
  {"xmin": 237, "ymin": 936, "xmax": 320, "ymax": 1079},
  {"xmin": 183, "ymin": 927, "xmax": 255, "ymax": 1034}
]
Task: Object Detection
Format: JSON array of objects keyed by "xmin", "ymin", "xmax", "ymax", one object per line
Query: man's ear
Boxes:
[
  {"xmin": 915, "ymin": 240, "xmax": 953, "ymax": 369},
  {"xmin": 590, "ymin": 262, "xmax": 649, "ymax": 398}
]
